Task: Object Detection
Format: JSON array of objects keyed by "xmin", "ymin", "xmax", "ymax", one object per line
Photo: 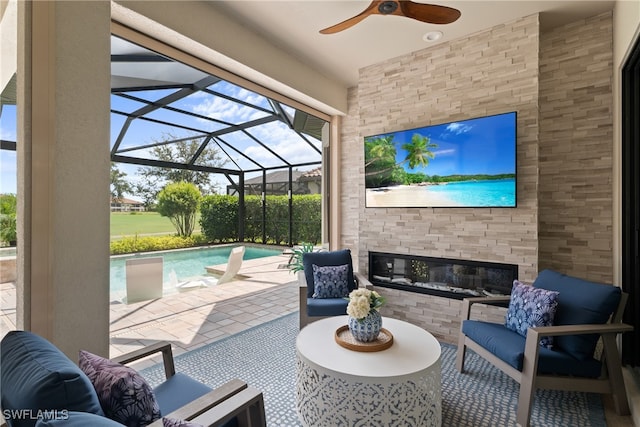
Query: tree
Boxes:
[
  {"xmin": 401, "ymin": 134, "xmax": 437, "ymax": 169},
  {"xmin": 364, "ymin": 133, "xmax": 438, "ymax": 188},
  {"xmin": 156, "ymin": 182, "xmax": 202, "ymax": 237},
  {"xmin": 110, "ymin": 163, "xmax": 132, "ymax": 200},
  {"xmin": 136, "ymin": 133, "xmax": 228, "ymax": 203},
  {"xmin": 0, "ymin": 193, "xmax": 17, "ymax": 246}
]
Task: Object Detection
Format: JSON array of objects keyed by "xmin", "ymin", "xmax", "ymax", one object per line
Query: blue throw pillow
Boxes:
[
  {"xmin": 303, "ymin": 249, "xmax": 355, "ymax": 298},
  {"xmin": 505, "ymin": 280, "xmax": 559, "ymax": 348},
  {"xmin": 312, "ymin": 264, "xmax": 350, "ymax": 298}
]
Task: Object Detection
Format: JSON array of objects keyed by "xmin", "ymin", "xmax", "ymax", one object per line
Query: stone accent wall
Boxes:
[
  {"xmin": 339, "ymin": 13, "xmax": 614, "ymax": 344},
  {"xmin": 538, "ymin": 12, "xmax": 614, "ymax": 283}
]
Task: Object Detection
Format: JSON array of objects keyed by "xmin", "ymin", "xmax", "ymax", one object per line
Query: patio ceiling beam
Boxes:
[
  {"xmin": 1, "ymin": 140, "xmax": 16, "ymax": 151},
  {"xmin": 111, "ymin": 84, "xmax": 188, "ymax": 93},
  {"xmin": 201, "ymin": 87, "xmax": 274, "ymax": 116},
  {"xmin": 214, "ymin": 135, "xmax": 264, "ymax": 170},
  {"xmin": 243, "ymin": 161, "xmax": 321, "ymax": 174},
  {"xmin": 205, "ymin": 115, "xmax": 280, "ymax": 138},
  {"xmin": 269, "ymin": 100, "xmax": 321, "ymax": 155},
  {"xmin": 114, "ymin": 92, "xmax": 236, "ymax": 128},
  {"xmin": 242, "ymin": 129, "xmax": 290, "ymax": 166},
  {"xmin": 111, "ymin": 154, "xmax": 240, "ymax": 175},
  {"xmin": 124, "ymin": 76, "xmax": 220, "ymax": 119},
  {"xmin": 111, "ymin": 54, "xmax": 172, "ymax": 63},
  {"xmin": 111, "ymin": 109, "xmax": 211, "ymax": 135},
  {"xmin": 114, "ymin": 133, "xmax": 207, "ymax": 154},
  {"xmin": 189, "ymin": 134, "xmax": 214, "ymax": 166}
]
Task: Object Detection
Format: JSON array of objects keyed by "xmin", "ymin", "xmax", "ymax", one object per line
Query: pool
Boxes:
[{"xmin": 110, "ymin": 245, "xmax": 283, "ymax": 297}]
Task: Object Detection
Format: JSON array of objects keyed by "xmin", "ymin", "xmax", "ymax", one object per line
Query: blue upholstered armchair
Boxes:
[
  {"xmin": 0, "ymin": 331, "xmax": 266, "ymax": 427},
  {"xmin": 298, "ymin": 249, "xmax": 373, "ymax": 329},
  {"xmin": 456, "ymin": 269, "xmax": 633, "ymax": 427}
]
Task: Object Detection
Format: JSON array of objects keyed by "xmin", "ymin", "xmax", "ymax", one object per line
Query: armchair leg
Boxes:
[
  {"xmin": 516, "ymin": 332, "xmax": 541, "ymax": 427},
  {"xmin": 602, "ymin": 334, "xmax": 631, "ymax": 415},
  {"xmin": 456, "ymin": 336, "xmax": 467, "ymax": 373}
]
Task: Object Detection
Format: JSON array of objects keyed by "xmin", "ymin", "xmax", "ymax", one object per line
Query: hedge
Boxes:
[
  {"xmin": 110, "ymin": 234, "xmax": 208, "ymax": 255},
  {"xmin": 200, "ymin": 194, "xmax": 321, "ymax": 245}
]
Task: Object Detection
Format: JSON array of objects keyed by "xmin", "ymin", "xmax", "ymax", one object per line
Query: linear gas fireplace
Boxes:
[{"xmin": 368, "ymin": 252, "xmax": 518, "ymax": 300}]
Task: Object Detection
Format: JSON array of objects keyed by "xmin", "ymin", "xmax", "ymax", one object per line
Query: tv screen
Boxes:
[{"xmin": 364, "ymin": 111, "xmax": 517, "ymax": 208}]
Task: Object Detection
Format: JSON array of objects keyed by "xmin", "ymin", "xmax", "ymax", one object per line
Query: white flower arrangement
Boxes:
[{"xmin": 345, "ymin": 288, "xmax": 386, "ymax": 321}]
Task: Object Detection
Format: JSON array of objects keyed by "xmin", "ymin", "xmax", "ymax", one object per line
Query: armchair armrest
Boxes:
[
  {"xmin": 112, "ymin": 341, "xmax": 175, "ymax": 379},
  {"xmin": 146, "ymin": 379, "xmax": 254, "ymax": 427},
  {"xmin": 354, "ymin": 272, "xmax": 374, "ymax": 290},
  {"xmin": 460, "ymin": 296, "xmax": 511, "ymax": 320},
  {"xmin": 529, "ymin": 322, "xmax": 634, "ymax": 338},
  {"xmin": 115, "ymin": 342, "xmax": 266, "ymax": 427}
]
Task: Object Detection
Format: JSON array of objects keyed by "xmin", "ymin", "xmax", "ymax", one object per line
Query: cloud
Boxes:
[
  {"xmin": 434, "ymin": 148, "xmax": 455, "ymax": 156},
  {"xmin": 444, "ymin": 122, "xmax": 473, "ymax": 135}
]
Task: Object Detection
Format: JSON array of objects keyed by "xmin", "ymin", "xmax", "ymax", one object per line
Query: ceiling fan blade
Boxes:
[
  {"xmin": 319, "ymin": 0, "xmax": 461, "ymax": 34},
  {"xmin": 399, "ymin": 1, "xmax": 461, "ymax": 25},
  {"xmin": 319, "ymin": 1, "xmax": 379, "ymax": 34}
]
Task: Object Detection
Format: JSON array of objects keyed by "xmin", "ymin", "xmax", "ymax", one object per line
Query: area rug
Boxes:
[{"xmin": 140, "ymin": 312, "xmax": 606, "ymax": 426}]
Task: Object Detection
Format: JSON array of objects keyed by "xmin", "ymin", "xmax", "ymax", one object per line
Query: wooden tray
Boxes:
[{"xmin": 335, "ymin": 325, "xmax": 394, "ymax": 352}]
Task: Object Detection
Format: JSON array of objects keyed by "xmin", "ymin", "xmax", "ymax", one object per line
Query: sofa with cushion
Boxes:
[{"xmin": 0, "ymin": 330, "xmax": 265, "ymax": 427}]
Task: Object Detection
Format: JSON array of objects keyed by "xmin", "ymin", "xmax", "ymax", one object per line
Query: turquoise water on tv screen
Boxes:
[
  {"xmin": 428, "ymin": 178, "xmax": 516, "ymax": 207},
  {"xmin": 109, "ymin": 245, "xmax": 282, "ymax": 293}
]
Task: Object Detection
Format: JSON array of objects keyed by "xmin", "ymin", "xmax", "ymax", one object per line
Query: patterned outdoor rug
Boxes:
[{"xmin": 141, "ymin": 312, "xmax": 606, "ymax": 426}]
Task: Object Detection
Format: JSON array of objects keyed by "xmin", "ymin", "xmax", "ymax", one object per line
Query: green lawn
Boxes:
[{"xmin": 110, "ymin": 212, "xmax": 201, "ymax": 239}]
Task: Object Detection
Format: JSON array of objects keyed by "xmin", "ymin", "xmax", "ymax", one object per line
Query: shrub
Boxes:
[
  {"xmin": 157, "ymin": 182, "xmax": 202, "ymax": 237},
  {"xmin": 200, "ymin": 193, "xmax": 321, "ymax": 245},
  {"xmin": 199, "ymin": 195, "xmax": 238, "ymax": 243},
  {"xmin": 110, "ymin": 233, "xmax": 209, "ymax": 255}
]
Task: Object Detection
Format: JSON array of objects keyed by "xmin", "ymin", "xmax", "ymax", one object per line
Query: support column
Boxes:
[{"xmin": 17, "ymin": 0, "xmax": 111, "ymax": 358}]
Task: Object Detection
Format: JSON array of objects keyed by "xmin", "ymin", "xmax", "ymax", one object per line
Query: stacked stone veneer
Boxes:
[
  {"xmin": 538, "ymin": 13, "xmax": 614, "ymax": 283},
  {"xmin": 339, "ymin": 12, "xmax": 614, "ymax": 344}
]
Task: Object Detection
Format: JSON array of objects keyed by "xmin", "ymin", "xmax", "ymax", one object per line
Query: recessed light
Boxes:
[{"xmin": 423, "ymin": 31, "xmax": 443, "ymax": 42}]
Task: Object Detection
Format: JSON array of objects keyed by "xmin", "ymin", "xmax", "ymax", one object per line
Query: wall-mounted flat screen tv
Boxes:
[{"xmin": 364, "ymin": 111, "xmax": 517, "ymax": 208}]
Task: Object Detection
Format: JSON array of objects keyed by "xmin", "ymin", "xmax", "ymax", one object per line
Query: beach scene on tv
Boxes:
[{"xmin": 365, "ymin": 112, "xmax": 516, "ymax": 208}]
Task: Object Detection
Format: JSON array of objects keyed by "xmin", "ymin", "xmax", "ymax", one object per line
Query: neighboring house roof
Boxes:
[
  {"xmin": 243, "ymin": 170, "xmax": 306, "ymax": 185},
  {"xmin": 298, "ymin": 167, "xmax": 322, "ymax": 182},
  {"xmin": 111, "ymin": 197, "xmax": 143, "ymax": 205}
]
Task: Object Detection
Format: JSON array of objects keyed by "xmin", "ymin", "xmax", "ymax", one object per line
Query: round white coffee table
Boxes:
[{"xmin": 296, "ymin": 316, "xmax": 442, "ymax": 426}]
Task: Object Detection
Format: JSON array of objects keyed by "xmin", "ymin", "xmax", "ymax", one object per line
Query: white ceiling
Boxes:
[{"xmin": 211, "ymin": 0, "xmax": 615, "ymax": 87}]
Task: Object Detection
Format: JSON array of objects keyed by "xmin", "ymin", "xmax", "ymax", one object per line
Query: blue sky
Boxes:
[
  {"xmin": 376, "ymin": 112, "xmax": 516, "ymax": 177},
  {"xmin": 0, "ymin": 105, "xmax": 17, "ymax": 194},
  {"xmin": 0, "ymin": 82, "xmax": 322, "ymax": 196}
]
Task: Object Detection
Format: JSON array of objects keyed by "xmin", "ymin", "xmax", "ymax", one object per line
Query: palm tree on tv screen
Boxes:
[{"xmin": 365, "ymin": 133, "xmax": 437, "ymax": 188}]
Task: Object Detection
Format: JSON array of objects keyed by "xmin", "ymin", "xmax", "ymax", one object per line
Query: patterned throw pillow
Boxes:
[
  {"xmin": 312, "ymin": 264, "xmax": 350, "ymax": 298},
  {"xmin": 79, "ymin": 350, "xmax": 161, "ymax": 427},
  {"xmin": 505, "ymin": 280, "xmax": 559, "ymax": 348}
]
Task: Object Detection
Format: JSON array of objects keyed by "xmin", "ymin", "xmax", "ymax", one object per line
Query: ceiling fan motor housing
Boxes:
[{"xmin": 379, "ymin": 1, "xmax": 399, "ymax": 14}]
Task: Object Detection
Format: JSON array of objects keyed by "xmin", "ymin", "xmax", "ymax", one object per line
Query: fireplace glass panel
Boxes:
[{"xmin": 369, "ymin": 252, "xmax": 518, "ymax": 299}]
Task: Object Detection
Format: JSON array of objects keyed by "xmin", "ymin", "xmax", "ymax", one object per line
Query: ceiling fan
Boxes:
[{"xmin": 319, "ymin": 0, "xmax": 461, "ymax": 34}]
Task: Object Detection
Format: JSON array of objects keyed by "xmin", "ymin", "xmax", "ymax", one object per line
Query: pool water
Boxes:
[{"xmin": 110, "ymin": 245, "xmax": 282, "ymax": 294}]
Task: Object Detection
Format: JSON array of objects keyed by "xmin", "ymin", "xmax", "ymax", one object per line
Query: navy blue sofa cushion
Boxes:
[
  {"xmin": 35, "ymin": 412, "xmax": 123, "ymax": 427},
  {"xmin": 0, "ymin": 331, "xmax": 104, "ymax": 427},
  {"xmin": 533, "ymin": 269, "xmax": 621, "ymax": 361},
  {"xmin": 306, "ymin": 297, "xmax": 349, "ymax": 317},
  {"xmin": 462, "ymin": 320, "xmax": 601, "ymax": 378},
  {"xmin": 303, "ymin": 250, "xmax": 356, "ymax": 299}
]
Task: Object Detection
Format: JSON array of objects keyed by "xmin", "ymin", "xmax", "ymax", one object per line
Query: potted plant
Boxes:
[{"xmin": 286, "ymin": 242, "xmax": 317, "ymax": 273}]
